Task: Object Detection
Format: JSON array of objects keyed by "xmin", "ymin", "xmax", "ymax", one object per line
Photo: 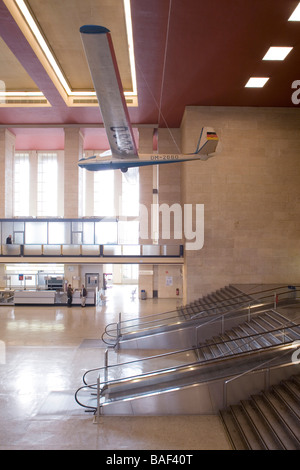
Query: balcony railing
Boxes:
[
  {"xmin": 0, "ymin": 243, "xmax": 183, "ymax": 258},
  {"xmin": 0, "ymin": 218, "xmax": 183, "ymax": 259}
]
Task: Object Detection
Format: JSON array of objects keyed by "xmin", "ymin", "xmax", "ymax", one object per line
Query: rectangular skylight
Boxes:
[
  {"xmin": 289, "ymin": 3, "xmax": 300, "ymax": 21},
  {"xmin": 13, "ymin": 0, "xmax": 137, "ymax": 99},
  {"xmin": 263, "ymin": 46, "xmax": 293, "ymax": 60},
  {"xmin": 245, "ymin": 77, "xmax": 269, "ymax": 88}
]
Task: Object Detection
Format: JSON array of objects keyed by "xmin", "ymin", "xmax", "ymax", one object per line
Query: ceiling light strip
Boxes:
[
  {"xmin": 263, "ymin": 46, "xmax": 293, "ymax": 61},
  {"xmin": 123, "ymin": 0, "xmax": 137, "ymax": 96},
  {"xmin": 289, "ymin": 3, "xmax": 300, "ymax": 21},
  {"xmin": 13, "ymin": 0, "xmax": 137, "ymax": 100},
  {"xmin": 0, "ymin": 91, "xmax": 44, "ymax": 97},
  {"xmin": 245, "ymin": 77, "xmax": 269, "ymax": 88},
  {"xmin": 15, "ymin": 0, "xmax": 72, "ymax": 96}
]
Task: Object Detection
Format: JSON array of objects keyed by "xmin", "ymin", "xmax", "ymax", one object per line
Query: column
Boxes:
[
  {"xmin": 0, "ymin": 129, "xmax": 15, "ymax": 217},
  {"xmin": 64, "ymin": 128, "xmax": 83, "ymax": 218},
  {"xmin": 138, "ymin": 127, "xmax": 156, "ymax": 298},
  {"xmin": 138, "ymin": 127, "xmax": 156, "ymax": 244}
]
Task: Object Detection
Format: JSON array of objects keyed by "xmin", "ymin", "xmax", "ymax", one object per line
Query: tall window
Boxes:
[
  {"xmin": 37, "ymin": 153, "xmax": 58, "ymax": 216},
  {"xmin": 94, "ymin": 170, "xmax": 115, "ymax": 216},
  {"xmin": 14, "ymin": 153, "xmax": 30, "ymax": 216},
  {"xmin": 121, "ymin": 172, "xmax": 139, "ymax": 216}
]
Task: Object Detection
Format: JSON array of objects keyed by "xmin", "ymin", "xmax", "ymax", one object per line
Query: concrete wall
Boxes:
[{"xmin": 181, "ymin": 106, "xmax": 300, "ymax": 302}]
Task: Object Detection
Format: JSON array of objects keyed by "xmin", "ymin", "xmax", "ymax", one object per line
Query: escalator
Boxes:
[
  {"xmin": 75, "ymin": 309, "xmax": 300, "ymax": 416},
  {"xmin": 102, "ymin": 285, "xmax": 299, "ymax": 350}
]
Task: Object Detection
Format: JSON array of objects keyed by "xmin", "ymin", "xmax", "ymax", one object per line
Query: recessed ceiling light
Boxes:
[
  {"xmin": 263, "ymin": 46, "xmax": 293, "ymax": 61},
  {"xmin": 289, "ymin": 3, "xmax": 300, "ymax": 21},
  {"xmin": 245, "ymin": 77, "xmax": 269, "ymax": 88}
]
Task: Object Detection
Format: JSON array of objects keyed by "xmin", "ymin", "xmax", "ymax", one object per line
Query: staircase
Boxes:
[
  {"xmin": 179, "ymin": 285, "xmax": 253, "ymax": 321},
  {"xmin": 220, "ymin": 374, "xmax": 300, "ymax": 450},
  {"xmin": 195, "ymin": 310, "xmax": 300, "ymax": 361}
]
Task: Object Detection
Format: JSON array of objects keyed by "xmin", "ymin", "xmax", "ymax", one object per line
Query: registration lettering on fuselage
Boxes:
[{"xmin": 150, "ymin": 154, "xmax": 180, "ymax": 161}]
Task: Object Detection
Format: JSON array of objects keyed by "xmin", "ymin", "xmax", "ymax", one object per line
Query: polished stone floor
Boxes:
[{"xmin": 0, "ymin": 285, "xmax": 231, "ymax": 450}]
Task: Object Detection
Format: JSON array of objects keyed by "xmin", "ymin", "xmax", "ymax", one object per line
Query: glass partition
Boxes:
[
  {"xmin": 95, "ymin": 221, "xmax": 117, "ymax": 244},
  {"xmin": 83, "ymin": 222, "xmax": 95, "ymax": 244},
  {"xmin": 25, "ymin": 222, "xmax": 47, "ymax": 244},
  {"xmin": 1, "ymin": 222, "xmax": 13, "ymax": 244},
  {"xmin": 0, "ymin": 219, "xmax": 183, "ymax": 258},
  {"xmin": 48, "ymin": 222, "xmax": 71, "ymax": 245}
]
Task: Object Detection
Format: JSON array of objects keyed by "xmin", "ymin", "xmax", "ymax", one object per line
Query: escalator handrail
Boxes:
[
  {"xmin": 83, "ymin": 319, "xmax": 300, "ymax": 387},
  {"xmin": 76, "ymin": 341, "xmax": 296, "ymax": 412},
  {"xmin": 102, "ymin": 285, "xmax": 299, "ymax": 340},
  {"xmin": 110, "ymin": 289, "xmax": 299, "ymax": 344},
  {"xmin": 84, "ymin": 337, "xmax": 297, "ymax": 394}
]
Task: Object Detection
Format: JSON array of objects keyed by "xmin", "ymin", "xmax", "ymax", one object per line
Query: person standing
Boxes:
[
  {"xmin": 81, "ymin": 284, "xmax": 87, "ymax": 307},
  {"xmin": 67, "ymin": 284, "xmax": 73, "ymax": 307},
  {"xmin": 6, "ymin": 235, "xmax": 12, "ymax": 244}
]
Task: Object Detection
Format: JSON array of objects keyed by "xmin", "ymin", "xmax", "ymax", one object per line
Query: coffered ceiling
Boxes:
[{"xmin": 0, "ymin": 0, "xmax": 300, "ymax": 149}]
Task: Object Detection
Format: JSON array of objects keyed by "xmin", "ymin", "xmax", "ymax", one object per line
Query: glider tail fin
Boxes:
[{"xmin": 194, "ymin": 127, "xmax": 219, "ymax": 160}]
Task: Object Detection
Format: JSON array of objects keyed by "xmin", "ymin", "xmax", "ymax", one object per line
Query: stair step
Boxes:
[
  {"xmin": 231, "ymin": 328, "xmax": 254, "ymax": 351},
  {"xmin": 229, "ymin": 404, "xmax": 265, "ymax": 450},
  {"xmin": 284, "ymin": 327, "xmax": 300, "ymax": 341},
  {"xmin": 252, "ymin": 393, "xmax": 299, "ymax": 450},
  {"xmin": 291, "ymin": 374, "xmax": 300, "ymax": 387},
  {"xmin": 241, "ymin": 399, "xmax": 284, "ymax": 450},
  {"xmin": 234, "ymin": 326, "xmax": 264, "ymax": 350},
  {"xmin": 262, "ymin": 312, "xmax": 285, "ymax": 328},
  {"xmin": 283, "ymin": 379, "xmax": 300, "ymax": 401},
  {"xmin": 263, "ymin": 332, "xmax": 282, "ymax": 345},
  {"xmin": 262, "ymin": 390, "xmax": 300, "ymax": 446},
  {"xmin": 219, "ymin": 332, "xmax": 243, "ymax": 351},
  {"xmin": 250, "ymin": 317, "xmax": 270, "ymax": 332},
  {"xmin": 210, "ymin": 337, "xmax": 233, "ymax": 355},
  {"xmin": 273, "ymin": 384, "xmax": 300, "ymax": 420},
  {"xmin": 205, "ymin": 342, "xmax": 221, "ymax": 358},
  {"xmin": 219, "ymin": 409, "xmax": 248, "ymax": 450},
  {"xmin": 241, "ymin": 324, "xmax": 272, "ymax": 348},
  {"xmin": 199, "ymin": 345, "xmax": 215, "ymax": 360},
  {"xmin": 220, "ymin": 373, "xmax": 300, "ymax": 451}
]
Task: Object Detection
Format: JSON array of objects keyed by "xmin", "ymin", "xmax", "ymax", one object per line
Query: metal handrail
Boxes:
[
  {"xmin": 85, "ymin": 320, "xmax": 300, "ymax": 388},
  {"xmin": 103, "ymin": 286, "xmax": 299, "ymax": 347},
  {"xmin": 76, "ymin": 328, "xmax": 300, "ymax": 412},
  {"xmin": 126, "ymin": 285, "xmax": 298, "ymax": 328}
]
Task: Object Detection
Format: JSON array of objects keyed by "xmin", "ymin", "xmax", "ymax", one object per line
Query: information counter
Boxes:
[
  {"xmin": 4, "ymin": 288, "xmax": 96, "ymax": 306},
  {"xmin": 14, "ymin": 290, "xmax": 56, "ymax": 305}
]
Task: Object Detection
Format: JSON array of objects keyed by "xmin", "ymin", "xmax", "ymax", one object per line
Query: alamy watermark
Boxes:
[
  {"xmin": 138, "ymin": 203, "xmax": 204, "ymax": 251},
  {"xmin": 291, "ymin": 80, "xmax": 300, "ymax": 105},
  {"xmin": 292, "ymin": 340, "xmax": 300, "ymax": 365}
]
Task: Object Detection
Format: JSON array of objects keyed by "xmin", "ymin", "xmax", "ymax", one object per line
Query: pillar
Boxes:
[
  {"xmin": 0, "ymin": 129, "xmax": 15, "ymax": 217},
  {"xmin": 64, "ymin": 128, "xmax": 83, "ymax": 218}
]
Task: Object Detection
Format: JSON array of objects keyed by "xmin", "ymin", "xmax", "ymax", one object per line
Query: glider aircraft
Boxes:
[{"xmin": 78, "ymin": 25, "xmax": 220, "ymax": 173}]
